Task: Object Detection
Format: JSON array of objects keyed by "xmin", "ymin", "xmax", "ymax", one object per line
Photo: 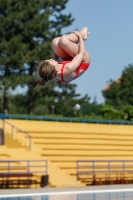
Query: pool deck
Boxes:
[{"xmin": 1, "ymin": 184, "xmax": 133, "ymax": 196}]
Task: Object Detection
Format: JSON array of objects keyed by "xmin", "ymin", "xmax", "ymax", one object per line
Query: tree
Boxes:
[
  {"xmin": 100, "ymin": 105, "xmax": 121, "ymax": 120},
  {"xmin": 0, "ymin": 0, "xmax": 74, "ymax": 114},
  {"xmin": 81, "ymin": 102, "xmax": 102, "ymax": 117},
  {"xmin": 30, "ymin": 81, "xmax": 91, "ymax": 116},
  {"xmin": 9, "ymin": 93, "xmax": 28, "ymax": 114},
  {"xmin": 102, "ymin": 80, "xmax": 121, "ymax": 109},
  {"xmin": 8, "ymin": 81, "xmax": 91, "ymax": 117},
  {"xmin": 120, "ymin": 64, "xmax": 133, "ymax": 106},
  {"xmin": 102, "ymin": 63, "xmax": 133, "ymax": 109},
  {"xmin": 120, "ymin": 105, "xmax": 133, "ymax": 121},
  {"xmin": 54, "ymin": 82, "xmax": 90, "ymax": 116}
]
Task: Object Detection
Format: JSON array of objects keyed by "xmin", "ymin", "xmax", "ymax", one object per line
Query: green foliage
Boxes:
[
  {"xmin": 8, "ymin": 94, "xmax": 28, "ymax": 114},
  {"xmin": 0, "ymin": 0, "xmax": 74, "ymax": 85},
  {"xmin": 34, "ymin": 105, "xmax": 49, "ymax": 115},
  {"xmin": 120, "ymin": 105, "xmax": 133, "ymax": 121},
  {"xmin": 7, "ymin": 81, "xmax": 92, "ymax": 117},
  {"xmin": 7, "ymin": 91, "xmax": 133, "ymax": 121},
  {"xmin": 120, "ymin": 64, "xmax": 133, "ymax": 106},
  {"xmin": 102, "ymin": 63, "xmax": 133, "ymax": 109},
  {"xmin": 5, "ymin": 62, "xmax": 133, "ymax": 121},
  {"xmin": 101, "ymin": 63, "xmax": 133, "ymax": 121},
  {"xmin": 100, "ymin": 105, "xmax": 121, "ymax": 120},
  {"xmin": 102, "ymin": 81, "xmax": 121, "ymax": 109},
  {"xmin": 0, "ymin": 0, "xmax": 74, "ymax": 113},
  {"xmin": 81, "ymin": 103, "xmax": 102, "ymax": 116}
]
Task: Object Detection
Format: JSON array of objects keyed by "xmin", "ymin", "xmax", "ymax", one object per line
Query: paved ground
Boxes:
[{"xmin": 1, "ymin": 184, "xmax": 133, "ymax": 195}]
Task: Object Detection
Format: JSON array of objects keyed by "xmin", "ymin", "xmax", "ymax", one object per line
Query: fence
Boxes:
[
  {"xmin": 0, "ymin": 160, "xmax": 48, "ymax": 188},
  {"xmin": 0, "ymin": 160, "xmax": 48, "ymax": 175},
  {"xmin": 0, "ymin": 113, "xmax": 133, "ymax": 125},
  {"xmin": 0, "ymin": 128, "xmax": 4, "ymax": 145},
  {"xmin": 76, "ymin": 160, "xmax": 133, "ymax": 185},
  {"xmin": 0, "ymin": 119, "xmax": 32, "ymax": 149}
]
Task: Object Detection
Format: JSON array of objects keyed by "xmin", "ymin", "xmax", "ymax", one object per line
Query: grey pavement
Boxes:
[{"xmin": 0, "ymin": 184, "xmax": 133, "ymax": 195}]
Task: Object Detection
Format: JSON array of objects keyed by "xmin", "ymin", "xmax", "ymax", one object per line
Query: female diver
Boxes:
[{"xmin": 29, "ymin": 27, "xmax": 91, "ymax": 87}]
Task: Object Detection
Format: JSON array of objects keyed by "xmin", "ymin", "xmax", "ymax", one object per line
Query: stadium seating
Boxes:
[
  {"xmin": 1, "ymin": 119, "xmax": 133, "ymax": 186},
  {"xmin": 0, "ymin": 120, "xmax": 85, "ymax": 187}
]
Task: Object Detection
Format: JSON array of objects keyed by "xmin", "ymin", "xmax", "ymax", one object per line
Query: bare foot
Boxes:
[{"xmin": 80, "ymin": 27, "xmax": 90, "ymax": 40}]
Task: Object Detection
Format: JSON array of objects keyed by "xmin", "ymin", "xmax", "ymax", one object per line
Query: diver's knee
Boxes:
[
  {"xmin": 59, "ymin": 34, "xmax": 68, "ymax": 47},
  {"xmin": 52, "ymin": 37, "xmax": 60, "ymax": 48}
]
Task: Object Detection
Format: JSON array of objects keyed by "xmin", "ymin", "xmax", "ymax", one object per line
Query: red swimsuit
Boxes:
[{"xmin": 56, "ymin": 61, "xmax": 90, "ymax": 82}]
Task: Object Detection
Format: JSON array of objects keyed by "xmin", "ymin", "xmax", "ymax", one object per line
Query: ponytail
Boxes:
[{"xmin": 27, "ymin": 79, "xmax": 48, "ymax": 88}]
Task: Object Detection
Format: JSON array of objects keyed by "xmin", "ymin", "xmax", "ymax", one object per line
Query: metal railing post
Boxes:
[
  {"xmin": 123, "ymin": 161, "xmax": 125, "ymax": 172},
  {"xmin": 27, "ymin": 160, "xmax": 30, "ymax": 173},
  {"xmin": 108, "ymin": 161, "xmax": 110, "ymax": 172},
  {"xmin": 8, "ymin": 161, "xmax": 10, "ymax": 174},
  {"xmin": 7, "ymin": 161, "xmax": 10, "ymax": 182},
  {"xmin": 2, "ymin": 120, "xmax": 32, "ymax": 149},
  {"xmin": 92, "ymin": 161, "xmax": 95, "ymax": 173},
  {"xmin": 2, "ymin": 119, "xmax": 5, "ymax": 132}
]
